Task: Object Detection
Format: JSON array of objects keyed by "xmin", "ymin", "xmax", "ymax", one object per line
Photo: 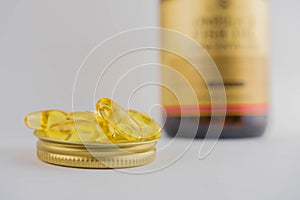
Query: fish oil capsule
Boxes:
[
  {"xmin": 24, "ymin": 110, "xmax": 67, "ymax": 130},
  {"xmin": 128, "ymin": 110, "xmax": 162, "ymax": 140},
  {"xmin": 67, "ymin": 111, "xmax": 98, "ymax": 122},
  {"xmin": 94, "ymin": 118, "xmax": 115, "ymax": 143},
  {"xmin": 97, "ymin": 118, "xmax": 139, "ymax": 143},
  {"xmin": 96, "ymin": 98, "xmax": 142, "ymax": 141},
  {"xmin": 33, "ymin": 130, "xmax": 47, "ymax": 137},
  {"xmin": 96, "ymin": 118, "xmax": 137, "ymax": 143},
  {"xmin": 46, "ymin": 129, "xmax": 71, "ymax": 141},
  {"xmin": 50, "ymin": 120, "xmax": 105, "ymax": 142},
  {"xmin": 112, "ymin": 123, "xmax": 143, "ymax": 142}
]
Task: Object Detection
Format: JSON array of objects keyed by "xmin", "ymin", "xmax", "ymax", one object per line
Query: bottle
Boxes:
[{"xmin": 160, "ymin": 0, "xmax": 269, "ymax": 138}]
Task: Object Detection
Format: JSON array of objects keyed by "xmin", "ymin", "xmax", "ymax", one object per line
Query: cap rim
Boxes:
[{"xmin": 36, "ymin": 139, "xmax": 156, "ymax": 168}]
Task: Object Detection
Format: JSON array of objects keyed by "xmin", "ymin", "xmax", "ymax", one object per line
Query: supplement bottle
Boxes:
[{"xmin": 161, "ymin": 0, "xmax": 269, "ymax": 138}]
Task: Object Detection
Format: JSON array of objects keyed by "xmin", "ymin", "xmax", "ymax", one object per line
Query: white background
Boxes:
[{"xmin": 0, "ymin": 0, "xmax": 300, "ymax": 200}]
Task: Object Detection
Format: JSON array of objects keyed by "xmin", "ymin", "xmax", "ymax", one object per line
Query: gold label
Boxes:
[{"xmin": 161, "ymin": 0, "xmax": 269, "ymax": 116}]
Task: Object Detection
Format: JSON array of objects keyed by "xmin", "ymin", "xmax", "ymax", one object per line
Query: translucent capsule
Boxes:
[
  {"xmin": 128, "ymin": 110, "xmax": 162, "ymax": 140},
  {"xmin": 96, "ymin": 98, "xmax": 142, "ymax": 141},
  {"xmin": 46, "ymin": 129, "xmax": 71, "ymax": 141},
  {"xmin": 94, "ymin": 118, "xmax": 137, "ymax": 143},
  {"xmin": 49, "ymin": 120, "xmax": 104, "ymax": 142},
  {"xmin": 33, "ymin": 130, "xmax": 47, "ymax": 137},
  {"xmin": 24, "ymin": 110, "xmax": 67, "ymax": 130},
  {"xmin": 94, "ymin": 118, "xmax": 115, "ymax": 143},
  {"xmin": 67, "ymin": 111, "xmax": 97, "ymax": 123},
  {"xmin": 111, "ymin": 123, "xmax": 143, "ymax": 143}
]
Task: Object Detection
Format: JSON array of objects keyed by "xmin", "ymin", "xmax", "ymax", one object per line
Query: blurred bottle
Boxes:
[{"xmin": 161, "ymin": 0, "xmax": 269, "ymax": 138}]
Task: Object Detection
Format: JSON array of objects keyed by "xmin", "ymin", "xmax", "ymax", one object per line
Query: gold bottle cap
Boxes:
[{"xmin": 36, "ymin": 138, "xmax": 157, "ymax": 168}]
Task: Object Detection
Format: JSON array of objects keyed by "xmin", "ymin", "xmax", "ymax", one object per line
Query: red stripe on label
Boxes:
[{"xmin": 164, "ymin": 104, "xmax": 268, "ymax": 115}]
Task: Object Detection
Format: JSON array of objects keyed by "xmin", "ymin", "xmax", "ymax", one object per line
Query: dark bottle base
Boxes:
[{"xmin": 164, "ymin": 115, "xmax": 268, "ymax": 138}]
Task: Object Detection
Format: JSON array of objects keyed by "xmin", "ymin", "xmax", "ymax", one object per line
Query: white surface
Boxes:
[
  {"xmin": 1, "ymin": 0, "xmax": 300, "ymax": 199},
  {"xmin": 1, "ymin": 134, "xmax": 300, "ymax": 200}
]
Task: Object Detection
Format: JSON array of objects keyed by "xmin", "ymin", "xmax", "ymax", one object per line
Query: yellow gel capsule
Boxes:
[
  {"xmin": 94, "ymin": 118, "xmax": 114, "ymax": 143},
  {"xmin": 96, "ymin": 98, "xmax": 142, "ymax": 141},
  {"xmin": 47, "ymin": 129, "xmax": 71, "ymax": 141},
  {"xmin": 97, "ymin": 118, "xmax": 137, "ymax": 143},
  {"xmin": 128, "ymin": 110, "xmax": 162, "ymax": 140},
  {"xmin": 24, "ymin": 110, "xmax": 67, "ymax": 130},
  {"xmin": 33, "ymin": 130, "xmax": 47, "ymax": 137},
  {"xmin": 111, "ymin": 123, "xmax": 143, "ymax": 143},
  {"xmin": 67, "ymin": 111, "xmax": 97, "ymax": 122},
  {"xmin": 50, "ymin": 119, "xmax": 109, "ymax": 143}
]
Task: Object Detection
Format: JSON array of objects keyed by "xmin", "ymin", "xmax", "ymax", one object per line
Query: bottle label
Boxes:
[{"xmin": 161, "ymin": 0, "xmax": 269, "ymax": 116}]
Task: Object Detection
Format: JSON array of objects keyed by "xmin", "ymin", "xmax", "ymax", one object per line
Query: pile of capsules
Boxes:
[{"xmin": 24, "ymin": 98, "xmax": 161, "ymax": 143}]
